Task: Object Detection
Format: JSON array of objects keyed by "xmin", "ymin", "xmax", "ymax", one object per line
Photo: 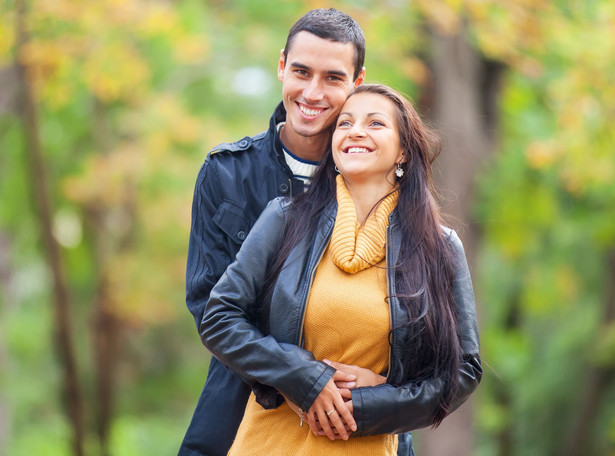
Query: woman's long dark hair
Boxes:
[{"xmin": 259, "ymin": 84, "xmax": 461, "ymax": 427}]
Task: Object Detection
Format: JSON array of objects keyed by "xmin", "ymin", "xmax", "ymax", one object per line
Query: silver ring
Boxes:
[{"xmin": 326, "ymin": 409, "xmax": 335, "ymax": 416}]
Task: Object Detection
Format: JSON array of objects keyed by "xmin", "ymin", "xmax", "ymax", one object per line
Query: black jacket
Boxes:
[
  {"xmin": 185, "ymin": 103, "xmax": 304, "ymax": 329},
  {"xmin": 202, "ymin": 197, "xmax": 482, "ymax": 437},
  {"xmin": 180, "ymin": 103, "xmax": 306, "ymax": 456}
]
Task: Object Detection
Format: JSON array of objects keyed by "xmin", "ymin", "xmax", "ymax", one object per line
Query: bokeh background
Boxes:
[{"xmin": 1, "ymin": 1, "xmax": 614, "ymax": 455}]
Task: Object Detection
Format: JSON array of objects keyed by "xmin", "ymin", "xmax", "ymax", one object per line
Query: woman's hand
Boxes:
[
  {"xmin": 323, "ymin": 359, "xmax": 386, "ymax": 388},
  {"xmin": 306, "ymin": 377, "xmax": 357, "ymax": 441}
]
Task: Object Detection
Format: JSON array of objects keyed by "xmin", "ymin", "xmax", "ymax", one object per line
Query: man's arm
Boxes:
[{"xmin": 186, "ymin": 158, "xmax": 233, "ymax": 331}]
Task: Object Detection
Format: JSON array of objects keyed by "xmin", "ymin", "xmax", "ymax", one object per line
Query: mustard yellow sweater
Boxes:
[{"xmin": 228, "ymin": 177, "xmax": 398, "ymax": 456}]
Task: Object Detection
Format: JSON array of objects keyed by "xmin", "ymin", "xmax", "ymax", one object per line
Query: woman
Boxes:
[{"xmin": 201, "ymin": 84, "xmax": 481, "ymax": 455}]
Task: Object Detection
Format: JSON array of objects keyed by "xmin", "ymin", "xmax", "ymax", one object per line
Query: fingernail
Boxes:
[
  {"xmin": 323, "ymin": 359, "xmax": 331, "ymax": 365},
  {"xmin": 350, "ymin": 374, "xmax": 357, "ymax": 380},
  {"xmin": 351, "ymin": 425, "xmax": 357, "ymax": 431},
  {"xmin": 348, "ymin": 382, "xmax": 356, "ymax": 387}
]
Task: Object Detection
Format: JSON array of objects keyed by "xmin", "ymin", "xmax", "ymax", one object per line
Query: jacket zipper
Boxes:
[{"xmin": 385, "ymin": 226, "xmax": 393, "ymax": 380}]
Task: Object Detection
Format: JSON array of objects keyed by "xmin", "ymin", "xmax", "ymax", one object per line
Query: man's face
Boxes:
[{"xmin": 278, "ymin": 31, "xmax": 365, "ymax": 142}]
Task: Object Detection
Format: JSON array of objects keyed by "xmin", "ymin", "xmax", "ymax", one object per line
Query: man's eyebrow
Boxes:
[{"xmin": 289, "ymin": 62, "xmax": 349, "ymax": 78}]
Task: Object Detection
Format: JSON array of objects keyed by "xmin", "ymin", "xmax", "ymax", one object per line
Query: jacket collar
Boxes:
[{"xmin": 270, "ymin": 102, "xmax": 287, "ymax": 165}]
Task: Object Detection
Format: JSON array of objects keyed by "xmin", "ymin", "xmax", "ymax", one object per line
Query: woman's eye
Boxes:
[
  {"xmin": 370, "ymin": 120, "xmax": 385, "ymax": 127},
  {"xmin": 337, "ymin": 120, "xmax": 351, "ymax": 127}
]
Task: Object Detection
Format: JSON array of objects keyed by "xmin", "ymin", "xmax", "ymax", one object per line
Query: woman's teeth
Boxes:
[{"xmin": 347, "ymin": 147, "xmax": 370, "ymax": 154}]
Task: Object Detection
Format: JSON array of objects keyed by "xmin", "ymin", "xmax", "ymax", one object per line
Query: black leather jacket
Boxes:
[{"xmin": 202, "ymin": 197, "xmax": 482, "ymax": 436}]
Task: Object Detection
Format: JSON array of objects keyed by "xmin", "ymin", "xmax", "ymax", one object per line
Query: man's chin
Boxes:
[{"xmin": 288, "ymin": 120, "xmax": 330, "ymax": 139}]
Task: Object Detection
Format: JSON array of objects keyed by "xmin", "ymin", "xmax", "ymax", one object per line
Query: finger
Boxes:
[
  {"xmin": 325, "ymin": 408, "xmax": 350, "ymax": 441},
  {"xmin": 345, "ymin": 399, "xmax": 354, "ymax": 415},
  {"xmin": 334, "ymin": 380, "xmax": 356, "ymax": 389},
  {"xmin": 338, "ymin": 388, "xmax": 352, "ymax": 400},
  {"xmin": 324, "ymin": 359, "xmax": 344, "ymax": 370},
  {"xmin": 331, "ymin": 370, "xmax": 357, "ymax": 383},
  {"xmin": 306, "ymin": 410, "xmax": 321, "ymax": 435},
  {"xmin": 318, "ymin": 425, "xmax": 352, "ymax": 439},
  {"xmin": 317, "ymin": 407, "xmax": 336, "ymax": 440},
  {"xmin": 336, "ymin": 399, "xmax": 357, "ymax": 433},
  {"xmin": 324, "ymin": 359, "xmax": 356, "ymax": 373}
]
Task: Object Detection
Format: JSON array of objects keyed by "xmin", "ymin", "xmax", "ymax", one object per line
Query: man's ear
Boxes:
[
  {"xmin": 354, "ymin": 67, "xmax": 366, "ymax": 87},
  {"xmin": 277, "ymin": 49, "xmax": 285, "ymax": 82}
]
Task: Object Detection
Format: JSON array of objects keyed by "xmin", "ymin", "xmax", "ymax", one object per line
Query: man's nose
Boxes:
[{"xmin": 303, "ymin": 78, "xmax": 324, "ymax": 103}]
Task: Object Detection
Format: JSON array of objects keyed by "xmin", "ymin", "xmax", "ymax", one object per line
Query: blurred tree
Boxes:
[
  {"xmin": 14, "ymin": 1, "xmax": 85, "ymax": 454},
  {"xmin": 1, "ymin": 0, "xmax": 210, "ymax": 454}
]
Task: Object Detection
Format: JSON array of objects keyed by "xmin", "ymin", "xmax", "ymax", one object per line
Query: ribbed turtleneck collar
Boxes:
[{"xmin": 330, "ymin": 175, "xmax": 399, "ymax": 274}]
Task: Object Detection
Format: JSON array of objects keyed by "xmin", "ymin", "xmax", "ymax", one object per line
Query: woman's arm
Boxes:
[
  {"xmin": 349, "ymin": 229, "xmax": 482, "ymax": 436},
  {"xmin": 201, "ymin": 198, "xmax": 337, "ymax": 413}
]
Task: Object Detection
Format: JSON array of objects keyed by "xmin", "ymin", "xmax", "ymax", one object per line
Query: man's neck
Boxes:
[{"xmin": 279, "ymin": 125, "xmax": 329, "ymax": 162}]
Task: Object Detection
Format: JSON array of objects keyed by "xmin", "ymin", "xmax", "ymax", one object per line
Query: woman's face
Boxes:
[{"xmin": 332, "ymin": 92, "xmax": 404, "ymax": 187}]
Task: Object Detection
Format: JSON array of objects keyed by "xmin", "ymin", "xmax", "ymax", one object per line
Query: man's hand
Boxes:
[{"xmin": 323, "ymin": 359, "xmax": 386, "ymax": 388}]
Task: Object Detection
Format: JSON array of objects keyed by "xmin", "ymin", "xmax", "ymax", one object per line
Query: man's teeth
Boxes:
[
  {"xmin": 300, "ymin": 105, "xmax": 321, "ymax": 116},
  {"xmin": 347, "ymin": 147, "xmax": 370, "ymax": 154}
]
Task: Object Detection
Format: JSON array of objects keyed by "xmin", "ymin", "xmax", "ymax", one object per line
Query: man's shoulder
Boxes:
[{"xmin": 207, "ymin": 130, "xmax": 269, "ymax": 160}]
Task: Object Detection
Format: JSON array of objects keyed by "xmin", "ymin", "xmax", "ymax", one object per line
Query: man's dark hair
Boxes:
[{"xmin": 283, "ymin": 8, "xmax": 366, "ymax": 81}]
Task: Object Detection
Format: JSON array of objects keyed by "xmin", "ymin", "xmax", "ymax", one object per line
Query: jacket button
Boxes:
[
  {"xmin": 237, "ymin": 230, "xmax": 246, "ymax": 241},
  {"xmin": 279, "ymin": 183, "xmax": 289, "ymax": 194},
  {"xmin": 239, "ymin": 139, "xmax": 249, "ymax": 148}
]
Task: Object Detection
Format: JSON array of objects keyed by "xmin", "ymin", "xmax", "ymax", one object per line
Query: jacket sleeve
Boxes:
[
  {"xmin": 185, "ymin": 158, "xmax": 233, "ymax": 330},
  {"xmin": 200, "ymin": 199, "xmax": 336, "ymax": 412},
  {"xmin": 351, "ymin": 229, "xmax": 482, "ymax": 436}
]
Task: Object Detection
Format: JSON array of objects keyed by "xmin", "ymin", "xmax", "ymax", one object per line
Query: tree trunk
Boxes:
[
  {"xmin": 92, "ymin": 274, "xmax": 121, "ymax": 456},
  {"xmin": 561, "ymin": 250, "xmax": 615, "ymax": 456},
  {"xmin": 415, "ymin": 20, "xmax": 502, "ymax": 456},
  {"xmin": 88, "ymin": 98, "xmax": 134, "ymax": 456},
  {"xmin": 15, "ymin": 2, "xmax": 85, "ymax": 455}
]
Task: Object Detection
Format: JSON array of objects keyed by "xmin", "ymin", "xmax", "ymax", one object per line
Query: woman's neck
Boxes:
[{"xmin": 342, "ymin": 178, "xmax": 397, "ymax": 223}]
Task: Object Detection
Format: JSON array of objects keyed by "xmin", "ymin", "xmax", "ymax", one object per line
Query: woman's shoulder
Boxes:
[
  {"xmin": 265, "ymin": 196, "xmax": 292, "ymax": 211},
  {"xmin": 255, "ymin": 197, "xmax": 292, "ymax": 226},
  {"xmin": 440, "ymin": 225, "xmax": 464, "ymax": 249}
]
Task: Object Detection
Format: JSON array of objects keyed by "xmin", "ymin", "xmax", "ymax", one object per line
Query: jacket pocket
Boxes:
[{"xmin": 213, "ymin": 199, "xmax": 251, "ymax": 245}]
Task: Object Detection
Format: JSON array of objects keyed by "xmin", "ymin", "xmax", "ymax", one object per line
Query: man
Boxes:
[{"xmin": 179, "ymin": 9, "xmax": 412, "ymax": 456}]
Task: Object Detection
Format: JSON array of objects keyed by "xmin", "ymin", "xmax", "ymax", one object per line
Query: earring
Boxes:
[
  {"xmin": 395, "ymin": 163, "xmax": 404, "ymax": 178},
  {"xmin": 335, "ymin": 165, "xmax": 340, "ymax": 173}
]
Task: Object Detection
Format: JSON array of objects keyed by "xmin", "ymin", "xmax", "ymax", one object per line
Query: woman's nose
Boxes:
[{"xmin": 349, "ymin": 122, "xmax": 366, "ymax": 137}]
